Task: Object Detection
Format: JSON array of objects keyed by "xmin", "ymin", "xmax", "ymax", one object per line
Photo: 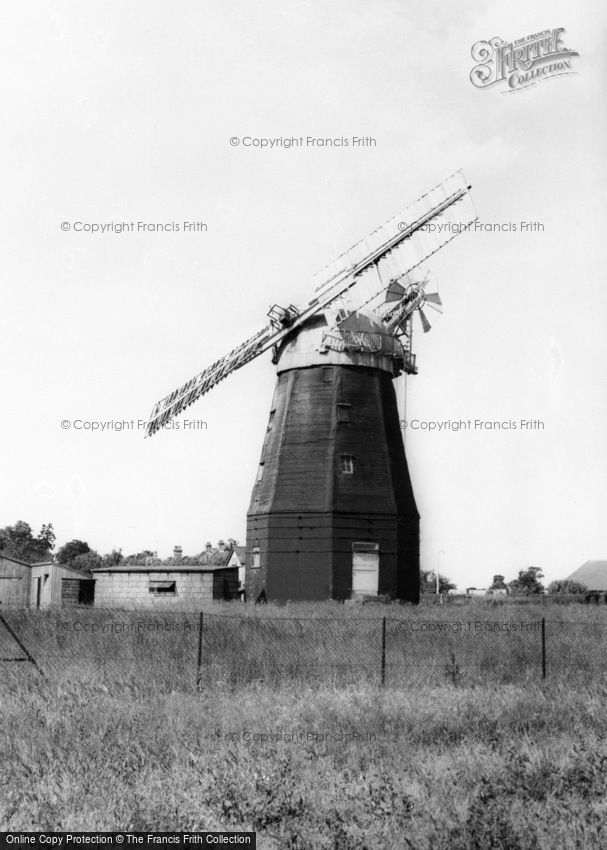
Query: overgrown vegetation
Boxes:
[
  {"xmin": 1, "ymin": 601, "xmax": 606, "ymax": 847},
  {"xmin": 1, "ymin": 669, "xmax": 606, "ymax": 848}
]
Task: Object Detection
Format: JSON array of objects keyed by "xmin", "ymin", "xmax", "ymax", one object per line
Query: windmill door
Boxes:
[{"xmin": 351, "ymin": 543, "xmax": 379, "ymax": 598}]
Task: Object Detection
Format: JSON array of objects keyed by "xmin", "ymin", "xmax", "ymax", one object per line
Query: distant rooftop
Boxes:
[
  {"xmin": 566, "ymin": 560, "xmax": 607, "ymax": 591},
  {"xmin": 104, "ymin": 540, "xmax": 240, "ymax": 569}
]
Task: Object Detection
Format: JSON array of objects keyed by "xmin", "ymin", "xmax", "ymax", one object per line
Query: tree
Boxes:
[
  {"xmin": 56, "ymin": 539, "xmax": 92, "ymax": 565},
  {"xmin": 71, "ymin": 551, "xmax": 103, "ymax": 571},
  {"xmin": 123, "ymin": 550, "xmax": 158, "ymax": 565},
  {"xmin": 0, "ymin": 520, "xmax": 55, "ymax": 563},
  {"xmin": 508, "ymin": 566, "xmax": 545, "ymax": 596},
  {"xmin": 102, "ymin": 549, "xmax": 123, "ymax": 566},
  {"xmin": 489, "ymin": 574, "xmax": 507, "ymax": 590},
  {"xmin": 420, "ymin": 569, "xmax": 456, "ymax": 594},
  {"xmin": 547, "ymin": 579, "xmax": 587, "ymax": 595},
  {"xmin": 38, "ymin": 523, "xmax": 56, "ymax": 553}
]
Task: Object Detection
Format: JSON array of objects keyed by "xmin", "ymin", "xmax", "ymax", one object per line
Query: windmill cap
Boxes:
[{"xmin": 276, "ymin": 308, "xmax": 404, "ymax": 376}]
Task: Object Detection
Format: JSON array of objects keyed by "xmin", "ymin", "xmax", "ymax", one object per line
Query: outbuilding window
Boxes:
[{"xmin": 149, "ymin": 580, "xmax": 176, "ymax": 596}]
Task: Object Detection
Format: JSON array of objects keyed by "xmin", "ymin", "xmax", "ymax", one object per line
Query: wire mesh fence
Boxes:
[{"xmin": 2, "ymin": 607, "xmax": 607, "ymax": 690}]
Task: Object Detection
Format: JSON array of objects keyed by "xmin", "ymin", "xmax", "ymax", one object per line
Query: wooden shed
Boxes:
[
  {"xmin": 30, "ymin": 561, "xmax": 94, "ymax": 607},
  {"xmin": 0, "ymin": 553, "xmax": 31, "ymax": 607}
]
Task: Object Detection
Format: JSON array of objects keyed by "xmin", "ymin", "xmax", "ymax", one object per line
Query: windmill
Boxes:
[{"xmin": 146, "ymin": 170, "xmax": 477, "ymax": 603}]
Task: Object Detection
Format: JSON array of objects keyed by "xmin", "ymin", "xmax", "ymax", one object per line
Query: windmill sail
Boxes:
[
  {"xmin": 146, "ymin": 325, "xmax": 274, "ymax": 436},
  {"xmin": 145, "ymin": 169, "xmax": 476, "ymax": 437},
  {"xmin": 326, "ymin": 172, "xmax": 477, "ymax": 324}
]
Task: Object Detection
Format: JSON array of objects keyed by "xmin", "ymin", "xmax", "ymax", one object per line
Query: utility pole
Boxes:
[{"xmin": 437, "ymin": 549, "xmax": 445, "ymax": 598}]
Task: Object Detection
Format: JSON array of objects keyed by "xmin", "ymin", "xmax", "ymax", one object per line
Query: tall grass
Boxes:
[
  {"xmin": 2, "ymin": 601, "xmax": 607, "ymax": 690},
  {"xmin": 2, "ymin": 602, "xmax": 607, "ymax": 845},
  {"xmin": 2, "ymin": 669, "xmax": 607, "ymax": 848}
]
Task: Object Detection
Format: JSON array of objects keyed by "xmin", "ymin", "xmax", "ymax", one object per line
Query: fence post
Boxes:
[
  {"xmin": 381, "ymin": 616, "xmax": 386, "ymax": 687},
  {"xmin": 0, "ymin": 612, "xmax": 44, "ymax": 677},
  {"xmin": 196, "ymin": 611, "xmax": 204, "ymax": 691},
  {"xmin": 541, "ymin": 617, "xmax": 546, "ymax": 680}
]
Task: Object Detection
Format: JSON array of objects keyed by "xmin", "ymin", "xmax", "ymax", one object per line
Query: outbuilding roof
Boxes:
[
  {"xmin": 0, "ymin": 554, "xmax": 91, "ymax": 577},
  {"xmin": 92, "ymin": 563, "xmax": 237, "ymax": 574},
  {"xmin": 0, "ymin": 552, "xmax": 32, "ymax": 567}
]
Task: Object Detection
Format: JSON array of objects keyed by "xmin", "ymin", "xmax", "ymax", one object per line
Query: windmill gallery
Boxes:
[{"xmin": 146, "ymin": 172, "xmax": 477, "ymax": 605}]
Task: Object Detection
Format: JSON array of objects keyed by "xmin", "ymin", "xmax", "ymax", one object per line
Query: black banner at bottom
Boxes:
[{"xmin": 0, "ymin": 835, "xmax": 256, "ymax": 849}]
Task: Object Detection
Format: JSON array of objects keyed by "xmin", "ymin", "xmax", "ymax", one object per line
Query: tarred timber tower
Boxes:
[
  {"xmin": 146, "ymin": 171, "xmax": 476, "ymax": 603},
  {"xmin": 246, "ymin": 309, "xmax": 419, "ymax": 602}
]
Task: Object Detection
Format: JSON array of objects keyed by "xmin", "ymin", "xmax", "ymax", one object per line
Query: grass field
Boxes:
[{"xmin": 2, "ymin": 601, "xmax": 607, "ymax": 848}]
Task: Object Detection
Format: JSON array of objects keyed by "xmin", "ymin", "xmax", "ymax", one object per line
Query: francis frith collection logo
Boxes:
[{"xmin": 470, "ymin": 28, "xmax": 579, "ymax": 92}]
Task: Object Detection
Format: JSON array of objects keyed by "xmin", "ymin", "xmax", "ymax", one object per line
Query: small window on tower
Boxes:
[
  {"xmin": 252, "ymin": 547, "xmax": 261, "ymax": 569},
  {"xmin": 257, "ymin": 462, "xmax": 265, "ymax": 483},
  {"xmin": 267, "ymin": 410, "xmax": 276, "ymax": 432},
  {"xmin": 340, "ymin": 454, "xmax": 354, "ymax": 474},
  {"xmin": 337, "ymin": 403, "xmax": 351, "ymax": 423}
]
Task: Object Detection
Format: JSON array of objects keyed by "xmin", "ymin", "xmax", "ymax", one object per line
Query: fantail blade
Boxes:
[
  {"xmin": 418, "ymin": 306, "xmax": 432, "ymax": 333},
  {"xmin": 384, "ymin": 280, "xmax": 406, "ymax": 303}
]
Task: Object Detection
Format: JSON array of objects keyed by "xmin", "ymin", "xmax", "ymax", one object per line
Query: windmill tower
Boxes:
[{"xmin": 146, "ymin": 171, "xmax": 477, "ymax": 603}]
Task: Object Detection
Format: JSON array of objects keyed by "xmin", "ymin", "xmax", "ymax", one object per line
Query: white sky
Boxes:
[{"xmin": 1, "ymin": 0, "xmax": 605, "ymax": 590}]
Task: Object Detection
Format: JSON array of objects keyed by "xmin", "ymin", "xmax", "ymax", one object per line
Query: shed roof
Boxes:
[
  {"xmin": 0, "ymin": 554, "xmax": 61, "ymax": 569},
  {"xmin": 0, "ymin": 552, "xmax": 32, "ymax": 567},
  {"xmin": 566, "ymin": 560, "xmax": 607, "ymax": 591},
  {"xmin": 30, "ymin": 561, "xmax": 93, "ymax": 578},
  {"xmin": 92, "ymin": 563, "xmax": 237, "ymax": 574}
]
